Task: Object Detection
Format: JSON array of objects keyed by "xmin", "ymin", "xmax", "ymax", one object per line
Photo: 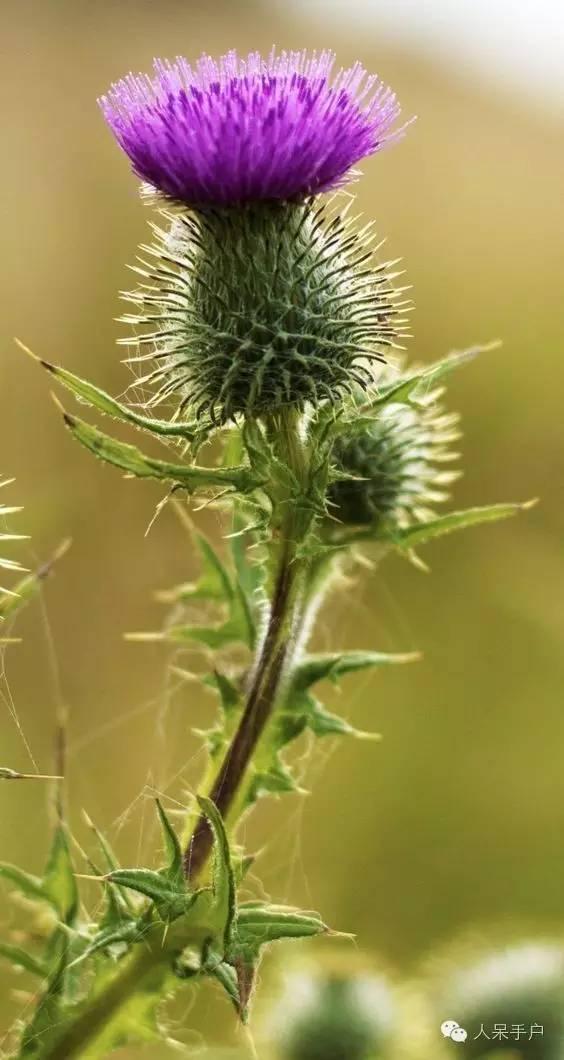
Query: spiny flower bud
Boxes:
[
  {"xmin": 121, "ymin": 201, "xmax": 410, "ymax": 422},
  {"xmin": 100, "ymin": 50, "xmax": 407, "ymax": 208},
  {"xmin": 268, "ymin": 959, "xmax": 396, "ymax": 1060},
  {"xmin": 328, "ymin": 368, "xmax": 461, "ymax": 532}
]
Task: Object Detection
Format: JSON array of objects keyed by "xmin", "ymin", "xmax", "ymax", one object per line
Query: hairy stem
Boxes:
[
  {"xmin": 39, "ymin": 941, "xmax": 165, "ymax": 1060},
  {"xmin": 185, "ymin": 542, "xmax": 304, "ymax": 877},
  {"xmin": 185, "ymin": 409, "xmax": 312, "ymax": 876}
]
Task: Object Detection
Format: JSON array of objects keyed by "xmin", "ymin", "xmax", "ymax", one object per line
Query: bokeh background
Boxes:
[{"xmin": 1, "ymin": 0, "xmax": 563, "ymax": 1054}]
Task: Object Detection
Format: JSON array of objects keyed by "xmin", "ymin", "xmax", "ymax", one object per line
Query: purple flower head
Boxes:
[{"xmin": 100, "ymin": 49, "xmax": 407, "ymax": 207}]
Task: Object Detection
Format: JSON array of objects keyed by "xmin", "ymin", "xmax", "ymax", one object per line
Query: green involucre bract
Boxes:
[
  {"xmin": 121, "ymin": 199, "xmax": 410, "ymax": 422},
  {"xmin": 328, "ymin": 371, "xmax": 461, "ymax": 531}
]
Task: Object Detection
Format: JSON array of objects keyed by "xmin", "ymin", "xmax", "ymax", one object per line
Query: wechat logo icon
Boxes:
[{"xmin": 441, "ymin": 1020, "xmax": 468, "ymax": 1043}]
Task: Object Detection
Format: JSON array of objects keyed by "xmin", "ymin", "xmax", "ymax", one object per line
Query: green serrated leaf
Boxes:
[
  {"xmin": 235, "ymin": 903, "xmax": 328, "ymax": 950},
  {"xmin": 389, "ymin": 501, "xmax": 533, "ymax": 550},
  {"xmin": 247, "ymin": 757, "xmax": 299, "ymax": 803},
  {"xmin": 20, "ymin": 345, "xmax": 199, "ymax": 441},
  {"xmin": 196, "ymin": 797, "xmax": 235, "ymax": 946},
  {"xmin": 293, "ymin": 649, "xmax": 419, "ymax": 691},
  {"xmin": 106, "ymin": 868, "xmax": 192, "ymax": 923},
  {"xmin": 208, "ymin": 671, "xmax": 240, "ymax": 714},
  {"xmin": 60, "ymin": 408, "xmax": 257, "ymax": 494},
  {"xmin": 0, "ymin": 942, "xmax": 47, "ymax": 978},
  {"xmin": 184, "ymin": 533, "xmax": 235, "ymax": 603},
  {"xmin": 155, "ymin": 799, "xmax": 184, "ymax": 886}
]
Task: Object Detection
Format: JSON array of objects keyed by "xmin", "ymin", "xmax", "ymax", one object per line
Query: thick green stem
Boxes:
[
  {"xmin": 185, "ymin": 410, "xmax": 309, "ymax": 878},
  {"xmin": 39, "ymin": 940, "xmax": 166, "ymax": 1060}
]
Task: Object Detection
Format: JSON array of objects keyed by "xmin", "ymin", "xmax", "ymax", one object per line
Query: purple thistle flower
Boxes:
[{"xmin": 100, "ymin": 49, "xmax": 407, "ymax": 207}]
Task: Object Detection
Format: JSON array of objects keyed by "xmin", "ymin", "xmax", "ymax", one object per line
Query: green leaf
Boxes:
[
  {"xmin": 106, "ymin": 868, "xmax": 192, "ymax": 923},
  {"xmin": 388, "ymin": 501, "xmax": 534, "ymax": 550},
  {"xmin": 196, "ymin": 797, "xmax": 236, "ymax": 946},
  {"xmin": 0, "ymin": 942, "xmax": 47, "ymax": 978},
  {"xmin": 16, "ymin": 339, "xmax": 203, "ymax": 441},
  {"xmin": 155, "ymin": 799, "xmax": 183, "ymax": 886},
  {"xmin": 59, "ymin": 407, "xmax": 256, "ymax": 494},
  {"xmin": 224, "ymin": 903, "xmax": 328, "ymax": 1020},
  {"xmin": 293, "ymin": 650, "xmax": 420, "ymax": 691},
  {"xmin": 0, "ymin": 862, "xmax": 46, "ymax": 902},
  {"xmin": 210, "ymin": 960, "xmax": 241, "ymax": 1011},
  {"xmin": 206, "ymin": 670, "xmax": 240, "ymax": 715},
  {"xmin": 181, "ymin": 532, "xmax": 235, "ymax": 603},
  {"xmin": 247, "ymin": 758, "xmax": 300, "ymax": 804},
  {"xmin": 43, "ymin": 824, "xmax": 79, "ymax": 924},
  {"xmin": 234, "ymin": 903, "xmax": 328, "ymax": 951}
]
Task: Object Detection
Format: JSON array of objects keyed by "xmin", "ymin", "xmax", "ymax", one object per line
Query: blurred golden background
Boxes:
[{"xmin": 1, "ymin": 0, "xmax": 563, "ymax": 1052}]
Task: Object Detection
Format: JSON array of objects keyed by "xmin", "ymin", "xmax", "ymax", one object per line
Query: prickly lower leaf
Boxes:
[
  {"xmin": 106, "ymin": 868, "xmax": 192, "ymax": 922},
  {"xmin": 207, "ymin": 670, "xmax": 241, "ymax": 715},
  {"xmin": 155, "ymin": 799, "xmax": 184, "ymax": 887},
  {"xmin": 17, "ymin": 340, "xmax": 202, "ymax": 440},
  {"xmin": 388, "ymin": 501, "xmax": 534, "ymax": 550},
  {"xmin": 196, "ymin": 796, "xmax": 236, "ymax": 946},
  {"xmin": 59, "ymin": 406, "xmax": 257, "ymax": 494},
  {"xmin": 247, "ymin": 757, "xmax": 300, "ymax": 804},
  {"xmin": 293, "ymin": 649, "xmax": 420, "ymax": 691},
  {"xmin": 174, "ymin": 531, "xmax": 235, "ymax": 603},
  {"xmin": 225, "ymin": 903, "xmax": 328, "ymax": 1020}
]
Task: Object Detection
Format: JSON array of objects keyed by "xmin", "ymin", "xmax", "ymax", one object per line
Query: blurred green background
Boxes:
[{"xmin": 1, "ymin": 0, "xmax": 563, "ymax": 1053}]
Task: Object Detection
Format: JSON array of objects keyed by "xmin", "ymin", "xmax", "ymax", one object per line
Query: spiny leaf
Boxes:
[
  {"xmin": 234, "ymin": 904, "xmax": 328, "ymax": 949},
  {"xmin": 358, "ymin": 343, "xmax": 495, "ymax": 419},
  {"xmin": 0, "ymin": 942, "xmax": 47, "ymax": 978},
  {"xmin": 293, "ymin": 649, "xmax": 420, "ymax": 691},
  {"xmin": 210, "ymin": 960, "xmax": 241, "ymax": 1011},
  {"xmin": 155, "ymin": 799, "xmax": 183, "ymax": 886},
  {"xmin": 207, "ymin": 670, "xmax": 240, "ymax": 715},
  {"xmin": 105, "ymin": 868, "xmax": 192, "ymax": 922},
  {"xmin": 224, "ymin": 903, "xmax": 328, "ymax": 1020},
  {"xmin": 247, "ymin": 758, "xmax": 300, "ymax": 804},
  {"xmin": 16, "ymin": 339, "xmax": 207, "ymax": 441},
  {"xmin": 58, "ymin": 405, "xmax": 257, "ymax": 494},
  {"xmin": 82, "ymin": 810, "xmax": 137, "ymax": 917},
  {"xmin": 183, "ymin": 532, "xmax": 235, "ymax": 602},
  {"xmin": 196, "ymin": 796, "xmax": 236, "ymax": 945},
  {"xmin": 388, "ymin": 500, "xmax": 534, "ymax": 550},
  {"xmin": 70, "ymin": 920, "xmax": 150, "ymax": 967}
]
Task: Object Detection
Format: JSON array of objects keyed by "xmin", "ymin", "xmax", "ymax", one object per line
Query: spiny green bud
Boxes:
[
  {"xmin": 267, "ymin": 959, "xmax": 396, "ymax": 1060},
  {"xmin": 328, "ymin": 368, "xmax": 461, "ymax": 533},
  {"xmin": 121, "ymin": 200, "xmax": 410, "ymax": 423}
]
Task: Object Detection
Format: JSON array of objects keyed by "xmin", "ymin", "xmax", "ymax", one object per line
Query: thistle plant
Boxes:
[{"xmin": 3, "ymin": 48, "xmax": 531, "ymax": 1058}]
